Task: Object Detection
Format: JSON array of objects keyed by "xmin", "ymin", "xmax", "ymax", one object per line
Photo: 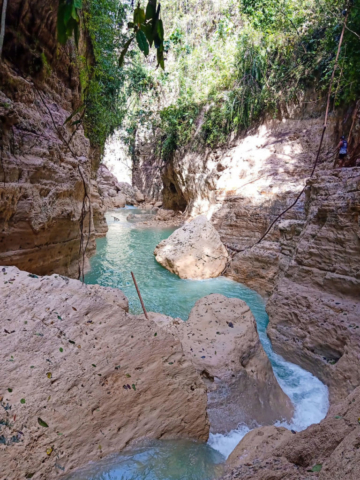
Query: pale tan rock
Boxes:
[
  {"xmin": 0, "ymin": 267, "xmax": 209, "ymax": 480},
  {"xmin": 226, "ymin": 426, "xmax": 293, "ymax": 467},
  {"xmin": 97, "ymin": 164, "xmax": 140, "ymax": 209},
  {"xmin": 155, "ymin": 208, "xmax": 175, "ymax": 221},
  {"xmin": 154, "ymin": 216, "xmax": 228, "ymax": 279},
  {"xmin": 135, "ymin": 190, "xmax": 145, "ymax": 203},
  {"xmin": 155, "ymin": 294, "xmax": 293, "ymax": 433}
]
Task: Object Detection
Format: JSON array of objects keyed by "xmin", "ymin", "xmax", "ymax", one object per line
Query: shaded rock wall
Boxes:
[
  {"xmin": 267, "ymin": 169, "xmax": 360, "ymax": 403},
  {"xmin": 0, "ymin": 0, "xmax": 106, "ymax": 278}
]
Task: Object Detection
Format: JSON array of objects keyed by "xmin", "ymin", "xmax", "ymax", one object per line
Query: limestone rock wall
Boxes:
[
  {"xmin": 0, "ymin": 0, "xmax": 106, "ymax": 278},
  {"xmin": 267, "ymin": 169, "xmax": 360, "ymax": 403}
]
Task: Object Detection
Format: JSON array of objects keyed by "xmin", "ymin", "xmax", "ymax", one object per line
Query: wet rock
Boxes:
[
  {"xmin": 226, "ymin": 426, "xmax": 293, "ymax": 468},
  {"xmin": 0, "ymin": 266, "xmax": 209, "ymax": 479},
  {"xmin": 154, "ymin": 216, "xmax": 228, "ymax": 279},
  {"xmin": 221, "ymin": 386, "xmax": 360, "ymax": 480}
]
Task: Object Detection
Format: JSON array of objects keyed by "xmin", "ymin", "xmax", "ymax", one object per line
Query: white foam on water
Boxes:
[
  {"xmin": 208, "ymin": 318, "xmax": 329, "ymax": 459},
  {"xmin": 208, "ymin": 425, "xmax": 250, "ymax": 459}
]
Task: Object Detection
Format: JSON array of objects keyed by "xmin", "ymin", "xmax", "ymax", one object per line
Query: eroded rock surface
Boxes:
[
  {"xmin": 0, "ymin": 267, "xmax": 209, "ymax": 480},
  {"xmin": 154, "ymin": 216, "xmax": 228, "ymax": 279},
  {"xmin": 221, "ymin": 386, "xmax": 360, "ymax": 480},
  {"xmin": 97, "ymin": 164, "xmax": 144, "ymax": 209},
  {"xmin": 267, "ymin": 169, "xmax": 360, "ymax": 403},
  {"xmin": 154, "ymin": 294, "xmax": 293, "ymax": 433},
  {"xmin": 0, "ymin": 1, "xmax": 107, "ymax": 278}
]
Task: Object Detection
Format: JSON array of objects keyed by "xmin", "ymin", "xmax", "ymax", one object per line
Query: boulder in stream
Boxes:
[
  {"xmin": 0, "ymin": 266, "xmax": 209, "ymax": 479},
  {"xmin": 154, "ymin": 216, "xmax": 228, "ymax": 279},
  {"xmin": 154, "ymin": 294, "xmax": 294, "ymax": 433}
]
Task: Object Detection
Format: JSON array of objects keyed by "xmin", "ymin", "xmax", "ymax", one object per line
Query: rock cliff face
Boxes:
[
  {"xmin": 0, "ymin": 266, "xmax": 209, "ymax": 480},
  {"xmin": 153, "ymin": 103, "xmax": 360, "ymax": 405},
  {"xmin": 97, "ymin": 164, "xmax": 144, "ymax": 210},
  {"xmin": 0, "ymin": 0, "xmax": 106, "ymax": 278},
  {"xmin": 267, "ymin": 169, "xmax": 360, "ymax": 403}
]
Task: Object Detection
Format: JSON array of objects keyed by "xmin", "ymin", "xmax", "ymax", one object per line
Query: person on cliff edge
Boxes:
[{"xmin": 336, "ymin": 135, "xmax": 348, "ymax": 168}]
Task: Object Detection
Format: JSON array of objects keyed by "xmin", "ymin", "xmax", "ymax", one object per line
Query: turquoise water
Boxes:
[
  {"xmin": 65, "ymin": 440, "xmax": 225, "ymax": 480},
  {"xmin": 78, "ymin": 207, "xmax": 329, "ymax": 479}
]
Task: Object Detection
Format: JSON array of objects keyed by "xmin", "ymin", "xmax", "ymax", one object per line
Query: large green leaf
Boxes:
[
  {"xmin": 157, "ymin": 19, "xmax": 164, "ymax": 41},
  {"xmin": 146, "ymin": 0, "xmax": 157, "ymax": 21},
  {"xmin": 141, "ymin": 24, "xmax": 154, "ymax": 47},
  {"xmin": 136, "ymin": 30, "xmax": 150, "ymax": 56},
  {"xmin": 134, "ymin": 7, "xmax": 146, "ymax": 25},
  {"xmin": 157, "ymin": 48, "xmax": 165, "ymax": 70},
  {"xmin": 74, "ymin": 0, "xmax": 82, "ymax": 8}
]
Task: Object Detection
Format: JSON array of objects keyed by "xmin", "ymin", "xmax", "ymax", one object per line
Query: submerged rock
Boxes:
[
  {"xmin": 154, "ymin": 216, "xmax": 228, "ymax": 279},
  {"xmin": 0, "ymin": 266, "xmax": 209, "ymax": 479},
  {"xmin": 155, "ymin": 294, "xmax": 293, "ymax": 433}
]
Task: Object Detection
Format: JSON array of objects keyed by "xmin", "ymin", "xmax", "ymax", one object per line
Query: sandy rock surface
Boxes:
[
  {"xmin": 154, "ymin": 294, "xmax": 293, "ymax": 433},
  {"xmin": 221, "ymin": 386, "xmax": 360, "ymax": 480},
  {"xmin": 154, "ymin": 216, "xmax": 228, "ymax": 279},
  {"xmin": 0, "ymin": 267, "xmax": 209, "ymax": 480}
]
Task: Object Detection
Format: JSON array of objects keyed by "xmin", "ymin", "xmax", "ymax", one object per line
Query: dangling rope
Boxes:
[{"xmin": 226, "ymin": 8, "xmax": 350, "ymax": 254}]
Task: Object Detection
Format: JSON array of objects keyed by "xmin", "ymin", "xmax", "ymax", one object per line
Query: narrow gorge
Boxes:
[{"xmin": 1, "ymin": 1, "xmax": 359, "ymax": 480}]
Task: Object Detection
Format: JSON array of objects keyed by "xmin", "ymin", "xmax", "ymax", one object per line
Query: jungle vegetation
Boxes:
[{"xmin": 59, "ymin": 0, "xmax": 360, "ymax": 157}]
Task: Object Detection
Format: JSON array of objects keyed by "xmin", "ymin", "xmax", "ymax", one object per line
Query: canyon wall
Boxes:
[
  {"xmin": 0, "ymin": 0, "xmax": 107, "ymax": 278},
  {"xmin": 149, "ymin": 101, "xmax": 360, "ymax": 403}
]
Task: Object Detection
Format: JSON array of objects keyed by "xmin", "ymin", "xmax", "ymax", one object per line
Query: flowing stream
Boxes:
[{"xmin": 67, "ymin": 208, "xmax": 329, "ymax": 480}]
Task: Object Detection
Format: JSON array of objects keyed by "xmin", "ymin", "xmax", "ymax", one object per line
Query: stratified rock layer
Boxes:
[
  {"xmin": 267, "ymin": 169, "xmax": 360, "ymax": 403},
  {"xmin": 0, "ymin": 0, "xmax": 108, "ymax": 278},
  {"xmin": 154, "ymin": 294, "xmax": 293, "ymax": 433},
  {"xmin": 154, "ymin": 216, "xmax": 228, "ymax": 279},
  {"xmin": 0, "ymin": 267, "xmax": 209, "ymax": 480}
]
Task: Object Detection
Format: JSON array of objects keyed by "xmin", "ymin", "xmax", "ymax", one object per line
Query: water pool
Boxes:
[{"xmin": 75, "ymin": 207, "xmax": 329, "ymax": 479}]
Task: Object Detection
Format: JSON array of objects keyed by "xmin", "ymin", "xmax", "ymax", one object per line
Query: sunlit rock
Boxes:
[
  {"xmin": 154, "ymin": 216, "xmax": 228, "ymax": 279},
  {"xmin": 0, "ymin": 267, "xmax": 209, "ymax": 479}
]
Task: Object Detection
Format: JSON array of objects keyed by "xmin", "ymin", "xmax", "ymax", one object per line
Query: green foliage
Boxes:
[
  {"xmin": 147, "ymin": 0, "xmax": 360, "ymax": 155},
  {"xmin": 57, "ymin": 0, "xmax": 82, "ymax": 47},
  {"xmin": 119, "ymin": 0, "xmax": 166, "ymax": 69},
  {"xmin": 81, "ymin": 0, "xmax": 129, "ymax": 149}
]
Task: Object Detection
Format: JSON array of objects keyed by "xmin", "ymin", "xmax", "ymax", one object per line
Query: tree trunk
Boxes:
[{"xmin": 0, "ymin": 0, "xmax": 9, "ymax": 58}]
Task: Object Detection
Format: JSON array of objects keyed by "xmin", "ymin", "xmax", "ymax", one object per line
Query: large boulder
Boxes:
[
  {"xmin": 154, "ymin": 216, "xmax": 228, "ymax": 279},
  {"xmin": 155, "ymin": 294, "xmax": 293, "ymax": 433},
  {"xmin": 0, "ymin": 266, "xmax": 209, "ymax": 479}
]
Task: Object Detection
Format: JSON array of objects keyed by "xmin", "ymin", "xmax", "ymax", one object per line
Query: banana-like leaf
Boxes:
[{"xmin": 157, "ymin": 19, "xmax": 164, "ymax": 41}]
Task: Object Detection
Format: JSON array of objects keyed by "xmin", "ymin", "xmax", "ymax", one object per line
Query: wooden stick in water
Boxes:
[{"xmin": 131, "ymin": 272, "xmax": 149, "ymax": 320}]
